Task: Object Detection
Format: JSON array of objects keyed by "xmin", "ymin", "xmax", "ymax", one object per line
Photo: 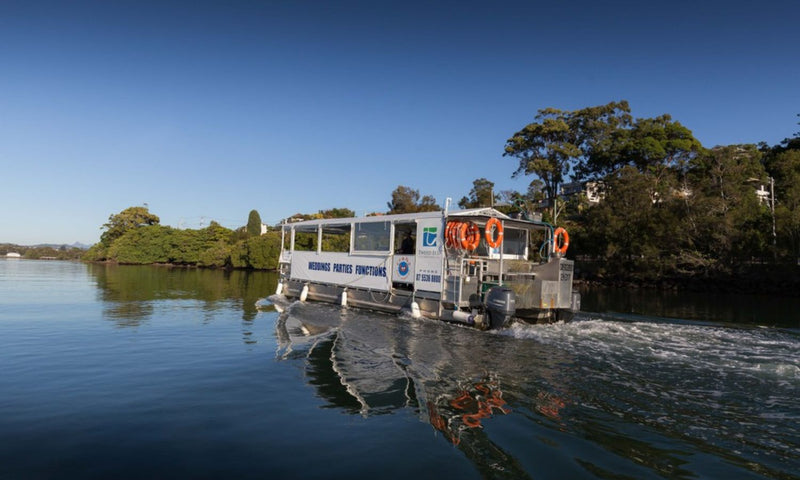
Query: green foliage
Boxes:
[
  {"xmin": 246, "ymin": 210, "xmax": 262, "ymax": 237},
  {"xmin": 387, "ymin": 185, "xmax": 440, "ymax": 214},
  {"xmin": 292, "ymin": 232, "xmax": 317, "ymax": 251},
  {"xmin": 505, "ymin": 101, "xmax": 634, "ymax": 221},
  {"xmin": 100, "ymin": 206, "xmax": 160, "ymax": 246},
  {"xmin": 89, "ymin": 211, "xmax": 239, "ymax": 268},
  {"xmin": 107, "ymin": 225, "xmax": 174, "ymax": 264},
  {"xmin": 322, "ymin": 232, "xmax": 350, "ymax": 252},
  {"xmin": 504, "ymin": 108, "xmax": 581, "ymax": 203},
  {"xmin": 319, "ymin": 208, "xmax": 355, "ymax": 218},
  {"xmin": 684, "ymin": 145, "xmax": 769, "ymax": 264},
  {"xmin": 458, "ymin": 178, "xmax": 497, "ymax": 209},
  {"xmin": 767, "ymin": 148, "xmax": 800, "ymax": 257},
  {"xmin": 287, "ymin": 208, "xmax": 355, "ymax": 222},
  {"xmin": 197, "ymin": 222, "xmax": 235, "ymax": 268},
  {"xmin": 501, "ymin": 103, "xmax": 800, "ymax": 282},
  {"xmin": 229, "ymin": 233, "xmax": 281, "ymax": 269},
  {"xmin": 83, "ymin": 243, "xmax": 109, "ymax": 261}
]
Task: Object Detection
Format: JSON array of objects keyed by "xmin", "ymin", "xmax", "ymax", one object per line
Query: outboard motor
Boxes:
[{"xmin": 484, "ymin": 287, "xmax": 516, "ymax": 329}]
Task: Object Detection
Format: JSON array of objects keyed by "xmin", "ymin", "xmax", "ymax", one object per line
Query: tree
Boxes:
[
  {"xmin": 107, "ymin": 225, "xmax": 174, "ymax": 264},
  {"xmin": 458, "ymin": 178, "xmax": 497, "ymax": 209},
  {"xmin": 504, "ymin": 101, "xmax": 632, "ymax": 223},
  {"xmin": 229, "ymin": 233, "xmax": 281, "ymax": 270},
  {"xmin": 100, "ymin": 206, "xmax": 160, "ymax": 246},
  {"xmin": 571, "ymin": 101, "xmax": 633, "ymax": 179},
  {"xmin": 684, "ymin": 145, "xmax": 769, "ymax": 266},
  {"xmin": 387, "ymin": 186, "xmax": 440, "ymax": 214},
  {"xmin": 766, "ymin": 147, "xmax": 800, "ymax": 258},
  {"xmin": 504, "ymin": 108, "xmax": 579, "ymax": 216},
  {"xmin": 246, "ymin": 210, "xmax": 262, "ymax": 237},
  {"xmin": 417, "ymin": 195, "xmax": 440, "ymax": 212},
  {"xmin": 580, "ymin": 166, "xmax": 684, "ymax": 278},
  {"xmin": 775, "ymin": 113, "xmax": 800, "ymax": 151},
  {"xmin": 624, "ymin": 115, "xmax": 703, "ymax": 172},
  {"xmin": 319, "ymin": 208, "xmax": 355, "ymax": 218}
]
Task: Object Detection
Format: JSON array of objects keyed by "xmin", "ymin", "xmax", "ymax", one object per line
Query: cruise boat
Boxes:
[{"xmin": 274, "ymin": 206, "xmax": 580, "ymax": 329}]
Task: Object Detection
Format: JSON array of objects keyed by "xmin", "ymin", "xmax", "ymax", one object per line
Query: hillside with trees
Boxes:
[
  {"xmin": 81, "ymin": 103, "xmax": 799, "ymax": 292},
  {"xmin": 503, "ymin": 103, "xmax": 800, "ymax": 291}
]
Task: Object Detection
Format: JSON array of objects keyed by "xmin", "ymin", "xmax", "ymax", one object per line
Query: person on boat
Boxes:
[{"xmin": 400, "ymin": 232, "xmax": 415, "ymax": 254}]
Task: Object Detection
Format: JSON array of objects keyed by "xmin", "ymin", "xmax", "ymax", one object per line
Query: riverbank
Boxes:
[{"xmin": 575, "ymin": 261, "xmax": 800, "ymax": 297}]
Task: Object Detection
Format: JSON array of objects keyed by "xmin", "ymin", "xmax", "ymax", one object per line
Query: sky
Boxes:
[{"xmin": 1, "ymin": 0, "xmax": 798, "ymax": 246}]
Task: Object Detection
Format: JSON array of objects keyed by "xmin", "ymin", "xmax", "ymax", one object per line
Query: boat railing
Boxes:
[{"xmin": 444, "ymin": 256, "xmax": 490, "ymax": 307}]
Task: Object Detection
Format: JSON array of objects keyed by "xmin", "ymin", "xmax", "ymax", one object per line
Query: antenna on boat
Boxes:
[{"xmin": 444, "ymin": 197, "xmax": 451, "ymax": 215}]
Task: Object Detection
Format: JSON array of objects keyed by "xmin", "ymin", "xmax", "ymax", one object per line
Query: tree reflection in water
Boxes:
[{"xmin": 88, "ymin": 264, "xmax": 278, "ymax": 336}]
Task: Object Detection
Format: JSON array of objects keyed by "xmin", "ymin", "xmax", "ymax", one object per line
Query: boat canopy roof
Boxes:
[{"xmin": 281, "ymin": 207, "xmax": 551, "ymax": 231}]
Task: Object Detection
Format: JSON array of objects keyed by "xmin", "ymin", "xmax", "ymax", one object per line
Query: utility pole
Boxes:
[
  {"xmin": 552, "ymin": 184, "xmax": 558, "ymax": 225},
  {"xmin": 770, "ymin": 176, "xmax": 776, "ymax": 248}
]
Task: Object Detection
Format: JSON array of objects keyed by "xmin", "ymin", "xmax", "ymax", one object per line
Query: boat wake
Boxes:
[
  {"xmin": 501, "ymin": 314, "xmax": 800, "ymax": 474},
  {"xmin": 503, "ymin": 314, "xmax": 800, "ymax": 381},
  {"xmin": 265, "ymin": 297, "xmax": 800, "ymax": 477}
]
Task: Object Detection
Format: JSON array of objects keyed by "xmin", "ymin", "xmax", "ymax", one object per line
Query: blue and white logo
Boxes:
[
  {"xmin": 397, "ymin": 258, "xmax": 410, "ymax": 278},
  {"xmin": 422, "ymin": 227, "xmax": 438, "ymax": 247}
]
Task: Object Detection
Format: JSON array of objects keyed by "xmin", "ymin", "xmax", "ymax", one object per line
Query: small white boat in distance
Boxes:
[{"xmin": 274, "ymin": 207, "xmax": 580, "ymax": 329}]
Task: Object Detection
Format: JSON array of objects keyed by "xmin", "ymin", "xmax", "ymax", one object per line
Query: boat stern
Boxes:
[{"xmin": 505, "ymin": 257, "xmax": 580, "ymax": 324}]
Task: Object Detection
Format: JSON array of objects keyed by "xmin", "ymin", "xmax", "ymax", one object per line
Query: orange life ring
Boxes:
[
  {"xmin": 445, "ymin": 221, "xmax": 459, "ymax": 248},
  {"xmin": 459, "ymin": 222, "xmax": 480, "ymax": 251},
  {"xmin": 445, "ymin": 221, "xmax": 455, "ymax": 248},
  {"xmin": 462, "ymin": 413, "xmax": 482, "ymax": 428},
  {"xmin": 449, "ymin": 392, "xmax": 472, "ymax": 410},
  {"xmin": 449, "ymin": 222, "xmax": 462, "ymax": 249},
  {"xmin": 553, "ymin": 227, "xmax": 570, "ymax": 254},
  {"xmin": 484, "ymin": 218, "xmax": 503, "ymax": 249}
]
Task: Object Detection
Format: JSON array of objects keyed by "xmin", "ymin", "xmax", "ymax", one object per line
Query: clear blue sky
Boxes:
[{"xmin": 1, "ymin": 0, "xmax": 798, "ymax": 245}]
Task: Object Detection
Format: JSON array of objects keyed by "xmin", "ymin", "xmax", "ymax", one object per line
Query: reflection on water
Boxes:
[
  {"xmin": 272, "ymin": 298, "xmax": 800, "ymax": 479},
  {"xmin": 274, "ymin": 299, "xmax": 575, "ymax": 479},
  {"xmin": 3, "ymin": 261, "xmax": 798, "ymax": 478},
  {"xmin": 88, "ymin": 264, "xmax": 277, "ymax": 345},
  {"xmin": 89, "ymin": 263, "xmax": 277, "ymax": 326},
  {"xmin": 580, "ymin": 285, "xmax": 800, "ymax": 328}
]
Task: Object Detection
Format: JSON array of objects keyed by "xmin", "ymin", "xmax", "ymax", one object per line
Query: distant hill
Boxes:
[{"xmin": 0, "ymin": 242, "xmax": 87, "ymax": 260}]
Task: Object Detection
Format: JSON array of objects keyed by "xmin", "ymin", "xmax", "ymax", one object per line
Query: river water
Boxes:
[{"xmin": 1, "ymin": 259, "xmax": 798, "ymax": 479}]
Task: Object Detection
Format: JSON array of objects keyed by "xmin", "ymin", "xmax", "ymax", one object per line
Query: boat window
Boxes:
[
  {"xmin": 528, "ymin": 229, "xmax": 548, "ymax": 261},
  {"xmin": 292, "ymin": 225, "xmax": 318, "ymax": 252},
  {"xmin": 503, "ymin": 228, "xmax": 527, "ymax": 257},
  {"xmin": 281, "ymin": 226, "xmax": 290, "ymax": 251},
  {"xmin": 321, "ymin": 224, "xmax": 351, "ymax": 253},
  {"xmin": 353, "ymin": 221, "xmax": 391, "ymax": 253},
  {"xmin": 394, "ymin": 223, "xmax": 415, "ymax": 254}
]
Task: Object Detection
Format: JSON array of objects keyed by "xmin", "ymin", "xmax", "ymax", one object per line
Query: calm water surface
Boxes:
[{"xmin": 1, "ymin": 259, "xmax": 798, "ymax": 479}]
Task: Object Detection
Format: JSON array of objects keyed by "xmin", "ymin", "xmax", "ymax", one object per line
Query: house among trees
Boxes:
[
  {"xmin": 555, "ymin": 181, "xmax": 606, "ymax": 206},
  {"xmin": 754, "ymin": 184, "xmax": 771, "ymax": 205}
]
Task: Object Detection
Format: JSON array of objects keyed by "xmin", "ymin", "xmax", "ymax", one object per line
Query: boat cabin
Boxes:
[{"xmin": 276, "ymin": 207, "xmax": 579, "ymax": 328}]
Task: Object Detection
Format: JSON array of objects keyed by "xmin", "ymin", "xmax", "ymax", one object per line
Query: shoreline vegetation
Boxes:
[
  {"xmin": 1, "ymin": 243, "xmax": 85, "ymax": 261},
  {"xmin": 8, "ymin": 102, "xmax": 800, "ymax": 296}
]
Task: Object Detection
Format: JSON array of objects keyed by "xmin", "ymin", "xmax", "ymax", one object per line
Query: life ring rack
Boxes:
[{"xmin": 445, "ymin": 221, "xmax": 481, "ymax": 251}]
